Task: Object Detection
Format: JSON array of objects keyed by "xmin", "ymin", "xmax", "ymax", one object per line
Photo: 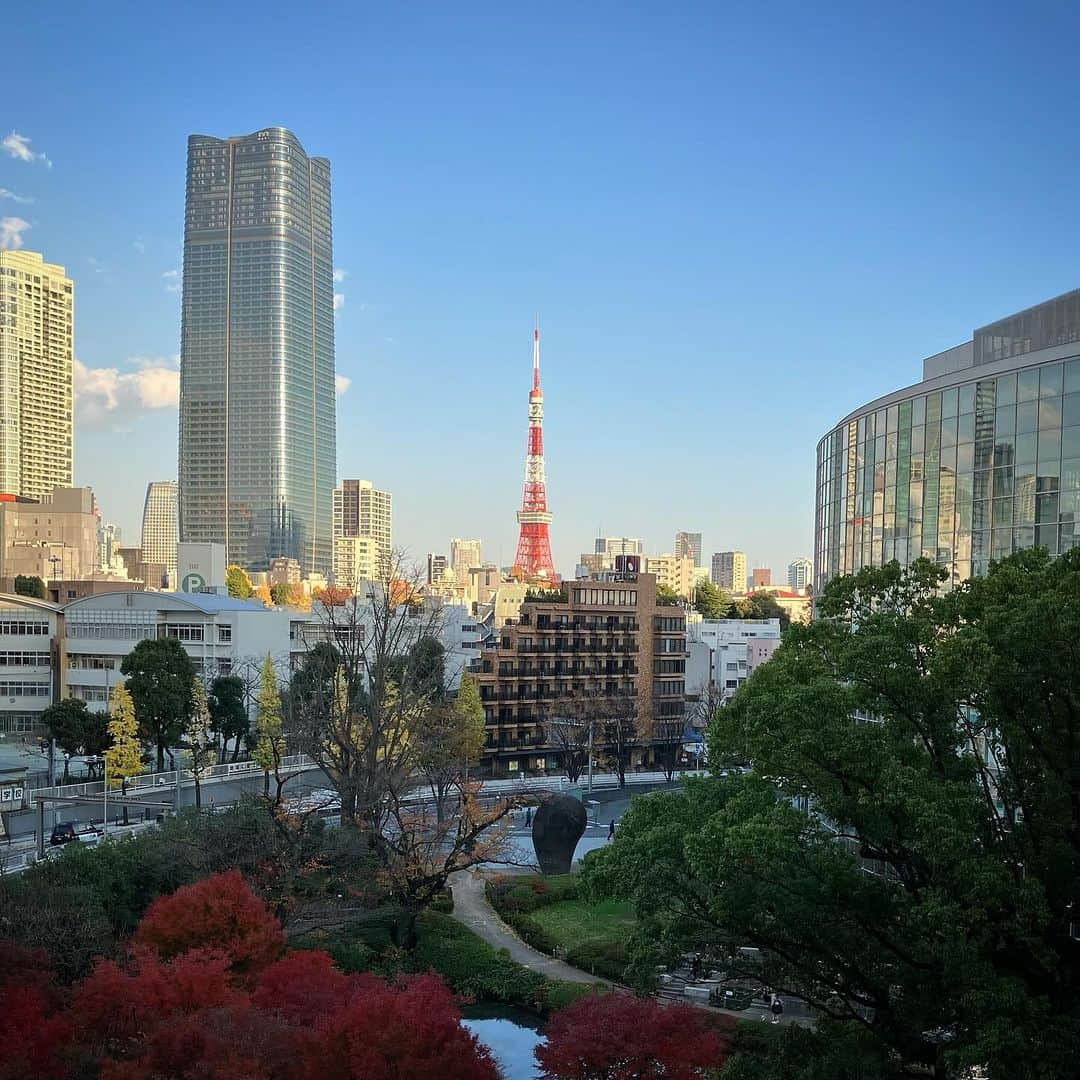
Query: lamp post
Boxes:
[{"xmin": 102, "ymin": 753, "xmax": 108, "ymax": 840}]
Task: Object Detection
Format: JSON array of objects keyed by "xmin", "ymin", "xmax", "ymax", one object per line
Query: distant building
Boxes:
[
  {"xmin": 117, "ymin": 547, "xmax": 168, "ymax": 590},
  {"xmin": 751, "ymin": 567, "xmax": 771, "ymax": 588},
  {"xmin": 711, "ymin": 551, "xmax": 747, "ymax": 592},
  {"xmin": 788, "ymin": 558, "xmax": 812, "ymax": 591},
  {"xmin": 141, "ymin": 481, "xmax": 178, "ymax": 582},
  {"xmin": 427, "ymin": 553, "xmax": 448, "ymax": 585},
  {"xmin": 97, "ymin": 522, "xmax": 125, "ymax": 575},
  {"xmin": 176, "ymin": 541, "xmax": 227, "ymax": 593},
  {"xmin": 333, "ymin": 481, "xmax": 392, "ymax": 585},
  {"xmin": 178, "ymin": 128, "xmax": 335, "ymax": 576},
  {"xmin": 595, "ymin": 537, "xmax": 642, "ymax": 556},
  {"xmin": 0, "ymin": 593, "xmax": 64, "ymax": 738},
  {"xmin": 0, "ymin": 487, "xmax": 99, "ymax": 581},
  {"xmin": 0, "ymin": 251, "xmax": 73, "ymax": 502},
  {"xmin": 450, "ymin": 538, "xmax": 482, "ymax": 581},
  {"xmin": 687, "ymin": 618, "xmax": 782, "ymax": 703},
  {"xmin": 674, "ymin": 531, "xmax": 702, "ymax": 565},
  {"xmin": 733, "ymin": 585, "xmax": 812, "ymax": 625},
  {"xmin": 644, "ymin": 554, "xmax": 696, "ymax": 597},
  {"xmin": 269, "ymin": 557, "xmax": 301, "ymax": 586}
]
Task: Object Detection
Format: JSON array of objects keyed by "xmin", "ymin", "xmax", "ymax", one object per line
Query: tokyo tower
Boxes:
[{"xmin": 513, "ymin": 323, "xmax": 556, "ymax": 580}]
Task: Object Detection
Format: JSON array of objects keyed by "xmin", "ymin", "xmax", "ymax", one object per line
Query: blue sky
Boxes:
[{"xmin": 4, "ymin": 2, "xmax": 1080, "ymax": 578}]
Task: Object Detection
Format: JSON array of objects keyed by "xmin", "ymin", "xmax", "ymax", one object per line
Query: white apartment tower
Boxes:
[
  {"xmin": 0, "ymin": 251, "xmax": 73, "ymax": 501},
  {"xmin": 333, "ymin": 480, "xmax": 392, "ymax": 586},
  {"xmin": 450, "ymin": 538, "xmax": 482, "ymax": 574},
  {"xmin": 711, "ymin": 550, "xmax": 747, "ymax": 592},
  {"xmin": 142, "ymin": 481, "xmax": 179, "ymax": 580},
  {"xmin": 788, "ymin": 557, "xmax": 812, "ymax": 591}
]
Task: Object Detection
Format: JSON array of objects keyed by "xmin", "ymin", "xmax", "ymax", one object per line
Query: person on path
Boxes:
[
  {"xmin": 770, "ymin": 994, "xmax": 784, "ymax": 1024},
  {"xmin": 607, "ymin": 819, "xmax": 616, "ymax": 840},
  {"xmin": 525, "ymin": 807, "xmax": 532, "ymax": 827}
]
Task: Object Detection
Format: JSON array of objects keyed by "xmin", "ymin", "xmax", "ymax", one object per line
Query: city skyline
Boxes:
[{"xmin": 6, "ymin": 9, "xmax": 1080, "ymax": 577}]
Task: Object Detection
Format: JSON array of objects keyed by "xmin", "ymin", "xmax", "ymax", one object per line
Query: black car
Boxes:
[{"xmin": 50, "ymin": 821, "xmax": 77, "ymax": 846}]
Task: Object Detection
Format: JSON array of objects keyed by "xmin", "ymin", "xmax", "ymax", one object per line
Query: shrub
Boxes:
[{"xmin": 564, "ymin": 937, "xmax": 629, "ymax": 982}]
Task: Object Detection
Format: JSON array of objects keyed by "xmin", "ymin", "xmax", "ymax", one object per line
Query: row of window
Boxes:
[
  {"xmin": 0, "ymin": 620, "xmax": 50, "ymax": 636},
  {"xmin": 571, "ymin": 589, "xmax": 638, "ymax": 606},
  {"xmin": 0, "ymin": 652, "xmax": 51, "ymax": 666},
  {"xmin": 0, "ymin": 682, "xmax": 50, "ymax": 697}
]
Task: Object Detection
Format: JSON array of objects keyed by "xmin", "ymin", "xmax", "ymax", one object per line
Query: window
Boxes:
[
  {"xmin": 0, "ymin": 681, "xmax": 50, "ymax": 697},
  {"xmin": 217, "ymin": 625, "xmax": 232, "ymax": 643},
  {"xmin": 0, "ymin": 620, "xmax": 49, "ymax": 636},
  {"xmin": 162, "ymin": 624, "xmax": 205, "ymax": 642},
  {"xmin": 0, "ymin": 652, "xmax": 50, "ymax": 666}
]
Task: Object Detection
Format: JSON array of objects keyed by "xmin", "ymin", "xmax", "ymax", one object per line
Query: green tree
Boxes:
[
  {"xmin": 692, "ymin": 578, "xmax": 729, "ymax": 619},
  {"xmin": 120, "ymin": 638, "xmax": 196, "ymax": 770},
  {"xmin": 41, "ymin": 697, "xmax": 110, "ymax": 781},
  {"xmin": 454, "ymin": 671, "xmax": 485, "ymax": 769},
  {"xmin": 105, "ymin": 684, "xmax": 144, "ymax": 825},
  {"xmin": 269, "ymin": 582, "xmax": 289, "ymax": 607},
  {"xmin": 584, "ymin": 552, "xmax": 1080, "ymax": 1079},
  {"xmin": 225, "ymin": 565, "xmax": 253, "ymax": 600},
  {"xmin": 252, "ymin": 655, "xmax": 287, "ymax": 801},
  {"xmin": 655, "ymin": 583, "xmax": 683, "ymax": 606},
  {"xmin": 186, "ymin": 679, "xmax": 214, "ymax": 808},
  {"xmin": 13, "ymin": 574, "xmax": 46, "ymax": 600},
  {"xmin": 208, "ymin": 674, "xmax": 249, "ymax": 762},
  {"xmin": 745, "ymin": 589, "xmax": 791, "ymax": 629}
]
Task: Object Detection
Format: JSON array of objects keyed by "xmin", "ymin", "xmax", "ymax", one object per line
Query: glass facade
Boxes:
[
  {"xmin": 178, "ymin": 128, "xmax": 336, "ymax": 574},
  {"xmin": 816, "ymin": 349, "xmax": 1080, "ymax": 589}
]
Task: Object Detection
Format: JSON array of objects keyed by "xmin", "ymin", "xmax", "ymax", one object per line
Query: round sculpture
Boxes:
[{"xmin": 531, "ymin": 795, "xmax": 587, "ymax": 875}]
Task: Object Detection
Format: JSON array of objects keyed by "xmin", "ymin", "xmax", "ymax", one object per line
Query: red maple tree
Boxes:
[
  {"xmin": 535, "ymin": 993, "xmax": 730, "ymax": 1080},
  {"xmin": 133, "ymin": 869, "xmax": 285, "ymax": 978}
]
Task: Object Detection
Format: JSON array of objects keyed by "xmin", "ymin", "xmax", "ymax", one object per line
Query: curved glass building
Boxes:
[
  {"xmin": 816, "ymin": 289, "xmax": 1080, "ymax": 589},
  {"xmin": 178, "ymin": 127, "xmax": 336, "ymax": 575}
]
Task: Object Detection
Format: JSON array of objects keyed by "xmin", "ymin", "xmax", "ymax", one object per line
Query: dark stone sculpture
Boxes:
[{"xmin": 531, "ymin": 794, "xmax": 587, "ymax": 875}]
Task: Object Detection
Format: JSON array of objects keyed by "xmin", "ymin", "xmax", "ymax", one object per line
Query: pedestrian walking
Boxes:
[
  {"xmin": 607, "ymin": 819, "xmax": 616, "ymax": 840},
  {"xmin": 525, "ymin": 807, "xmax": 532, "ymax": 827},
  {"xmin": 770, "ymin": 994, "xmax": 784, "ymax": 1024}
]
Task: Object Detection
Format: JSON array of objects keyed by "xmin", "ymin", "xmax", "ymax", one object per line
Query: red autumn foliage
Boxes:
[
  {"xmin": 0, "ymin": 984, "xmax": 69, "ymax": 1080},
  {"xmin": 535, "ymin": 993, "xmax": 730, "ymax": 1080},
  {"xmin": 133, "ymin": 869, "xmax": 285, "ymax": 977},
  {"xmin": 315, "ymin": 973, "xmax": 500, "ymax": 1080},
  {"xmin": 252, "ymin": 949, "xmax": 352, "ymax": 1027}
]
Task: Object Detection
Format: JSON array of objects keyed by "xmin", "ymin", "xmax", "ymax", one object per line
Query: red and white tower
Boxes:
[{"xmin": 513, "ymin": 323, "xmax": 557, "ymax": 579}]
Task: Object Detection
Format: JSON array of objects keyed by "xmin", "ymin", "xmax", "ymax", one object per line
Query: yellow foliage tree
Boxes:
[
  {"xmin": 252, "ymin": 583, "xmax": 273, "ymax": 608},
  {"xmin": 252, "ymin": 655, "xmax": 286, "ymax": 800},
  {"xmin": 106, "ymin": 684, "xmax": 143, "ymax": 825},
  {"xmin": 187, "ymin": 679, "xmax": 215, "ymax": 808}
]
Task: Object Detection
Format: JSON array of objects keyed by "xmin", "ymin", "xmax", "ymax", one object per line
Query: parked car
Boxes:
[{"xmin": 50, "ymin": 821, "xmax": 77, "ymax": 846}]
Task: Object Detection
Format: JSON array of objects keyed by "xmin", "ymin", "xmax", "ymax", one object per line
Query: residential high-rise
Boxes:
[
  {"xmin": 178, "ymin": 127, "xmax": 336, "ymax": 575},
  {"xmin": 141, "ymin": 481, "xmax": 178, "ymax": 582},
  {"xmin": 332, "ymin": 480, "xmax": 392, "ymax": 585},
  {"xmin": 788, "ymin": 558, "xmax": 812, "ymax": 591},
  {"xmin": 711, "ymin": 550, "xmax": 747, "ymax": 592},
  {"xmin": 674, "ymin": 531, "xmax": 702, "ymax": 565},
  {"xmin": 450, "ymin": 538, "xmax": 482, "ymax": 575},
  {"xmin": 0, "ymin": 251, "xmax": 73, "ymax": 501},
  {"xmin": 595, "ymin": 537, "xmax": 642, "ymax": 556},
  {"xmin": 752, "ymin": 567, "xmax": 771, "ymax": 588},
  {"xmin": 644, "ymin": 554, "xmax": 696, "ymax": 597},
  {"xmin": 427, "ymin": 553, "xmax": 448, "ymax": 585}
]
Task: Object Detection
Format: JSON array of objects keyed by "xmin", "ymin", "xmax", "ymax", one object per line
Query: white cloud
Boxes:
[
  {"xmin": 335, "ymin": 374, "xmax": 351, "ymax": 396},
  {"xmin": 2, "ymin": 132, "xmax": 51, "ymax": 167},
  {"xmin": 162, "ymin": 269, "xmax": 181, "ymax": 294},
  {"xmin": 85, "ymin": 256, "xmax": 105, "ymax": 274},
  {"xmin": 0, "ymin": 217, "xmax": 30, "ymax": 250},
  {"xmin": 333, "ymin": 268, "xmax": 347, "ymax": 283},
  {"xmin": 74, "ymin": 356, "xmax": 180, "ymax": 431},
  {"xmin": 0, "ymin": 188, "xmax": 32, "ymax": 204},
  {"xmin": 333, "ymin": 292, "xmax": 345, "ymax": 311}
]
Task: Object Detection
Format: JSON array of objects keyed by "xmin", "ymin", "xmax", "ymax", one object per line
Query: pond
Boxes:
[{"xmin": 461, "ymin": 1003, "xmax": 546, "ymax": 1079}]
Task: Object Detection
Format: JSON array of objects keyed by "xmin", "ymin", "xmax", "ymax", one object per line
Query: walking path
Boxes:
[{"xmin": 449, "ymin": 868, "xmax": 811, "ymax": 1026}]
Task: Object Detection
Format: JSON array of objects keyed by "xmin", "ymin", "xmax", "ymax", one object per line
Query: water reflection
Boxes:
[{"xmin": 461, "ymin": 1004, "xmax": 545, "ymax": 1079}]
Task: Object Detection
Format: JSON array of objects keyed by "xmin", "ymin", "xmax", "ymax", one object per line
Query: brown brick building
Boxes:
[{"xmin": 476, "ymin": 572, "xmax": 687, "ymax": 777}]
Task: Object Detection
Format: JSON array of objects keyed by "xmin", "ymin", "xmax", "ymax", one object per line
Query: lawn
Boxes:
[{"xmin": 529, "ymin": 896, "xmax": 637, "ymax": 949}]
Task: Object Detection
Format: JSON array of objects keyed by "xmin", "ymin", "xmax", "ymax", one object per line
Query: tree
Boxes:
[
  {"xmin": 292, "ymin": 552, "xmax": 521, "ymax": 948},
  {"xmin": 454, "ymin": 671, "xmax": 485, "ymax": 772},
  {"xmin": 269, "ymin": 582, "xmax": 289, "ymax": 607},
  {"xmin": 413, "ymin": 673, "xmax": 485, "ymax": 822},
  {"xmin": 251, "ymin": 655, "xmax": 289, "ymax": 801},
  {"xmin": 120, "ymin": 638, "xmax": 195, "ymax": 770},
  {"xmin": 543, "ymin": 709, "xmax": 593, "ymax": 784},
  {"xmin": 225, "ymin": 565, "xmax": 253, "ymax": 600},
  {"xmin": 41, "ymin": 698, "xmax": 109, "ymax": 781},
  {"xmin": 133, "ymin": 869, "xmax": 285, "ymax": 978},
  {"xmin": 253, "ymin": 582, "xmax": 273, "ymax": 607},
  {"xmin": 208, "ymin": 674, "xmax": 248, "ymax": 762},
  {"xmin": 597, "ymin": 695, "xmax": 642, "ymax": 787},
  {"xmin": 692, "ymin": 578, "xmax": 729, "ymax": 619},
  {"xmin": 585, "ymin": 552, "xmax": 1080, "ymax": 1079},
  {"xmin": 13, "ymin": 574, "xmax": 46, "ymax": 600},
  {"xmin": 186, "ymin": 679, "xmax": 214, "ymax": 808},
  {"xmin": 655, "ymin": 583, "xmax": 683, "ymax": 606},
  {"xmin": 536, "ymin": 993, "xmax": 729, "ymax": 1079},
  {"xmin": 105, "ymin": 684, "xmax": 143, "ymax": 825}
]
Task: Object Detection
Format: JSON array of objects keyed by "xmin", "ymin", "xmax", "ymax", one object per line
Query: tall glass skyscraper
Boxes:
[{"xmin": 178, "ymin": 127, "xmax": 336, "ymax": 574}]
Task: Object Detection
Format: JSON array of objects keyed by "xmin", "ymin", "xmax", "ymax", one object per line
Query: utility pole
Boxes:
[{"xmin": 587, "ymin": 717, "xmax": 594, "ymax": 794}]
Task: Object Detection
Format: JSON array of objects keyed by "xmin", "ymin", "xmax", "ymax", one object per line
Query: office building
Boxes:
[
  {"xmin": 816, "ymin": 288, "xmax": 1080, "ymax": 589},
  {"xmin": 0, "ymin": 251, "xmax": 73, "ymax": 502},
  {"xmin": 674, "ymin": 531, "xmax": 702, "ymax": 565},
  {"xmin": 178, "ymin": 127, "xmax": 336, "ymax": 575},
  {"xmin": 475, "ymin": 572, "xmax": 686, "ymax": 776},
  {"xmin": 0, "ymin": 593, "xmax": 64, "ymax": 737},
  {"xmin": 752, "ymin": 567, "xmax": 771, "ymax": 588},
  {"xmin": 333, "ymin": 480, "xmax": 392, "ymax": 585},
  {"xmin": 788, "ymin": 558, "xmax": 812, "ymax": 591},
  {"xmin": 686, "ymin": 618, "xmax": 782, "ymax": 702},
  {"xmin": 141, "ymin": 481, "xmax": 178, "ymax": 582},
  {"xmin": 117, "ymin": 547, "xmax": 168, "ymax": 590},
  {"xmin": 450, "ymin": 538, "xmax": 482, "ymax": 576},
  {"xmin": 0, "ymin": 487, "xmax": 99, "ymax": 581},
  {"xmin": 595, "ymin": 537, "xmax": 642, "ymax": 556},
  {"xmin": 427, "ymin": 553, "xmax": 448, "ymax": 585},
  {"xmin": 644, "ymin": 553, "xmax": 696, "ymax": 597},
  {"xmin": 711, "ymin": 550, "xmax": 747, "ymax": 592}
]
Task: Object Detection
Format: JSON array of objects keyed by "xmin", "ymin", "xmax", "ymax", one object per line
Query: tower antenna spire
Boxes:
[{"xmin": 514, "ymin": 320, "xmax": 556, "ymax": 580}]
